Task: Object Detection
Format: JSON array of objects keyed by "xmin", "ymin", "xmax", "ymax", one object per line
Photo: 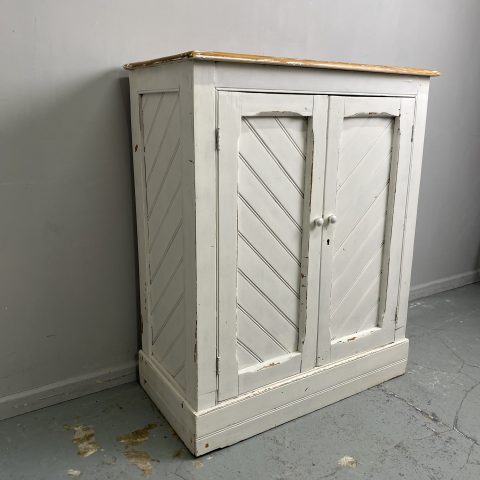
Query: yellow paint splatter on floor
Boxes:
[
  {"xmin": 64, "ymin": 424, "xmax": 99, "ymax": 457},
  {"xmin": 124, "ymin": 450, "xmax": 154, "ymax": 476},
  {"xmin": 117, "ymin": 423, "xmax": 157, "ymax": 446},
  {"xmin": 117, "ymin": 423, "xmax": 158, "ymax": 476}
]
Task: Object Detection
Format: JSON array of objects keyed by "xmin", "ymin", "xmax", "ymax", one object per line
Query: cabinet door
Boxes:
[
  {"xmin": 217, "ymin": 92, "xmax": 328, "ymax": 401},
  {"xmin": 317, "ymin": 96, "xmax": 415, "ymax": 364}
]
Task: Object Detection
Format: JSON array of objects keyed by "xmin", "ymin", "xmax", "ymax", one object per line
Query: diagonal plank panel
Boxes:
[
  {"xmin": 141, "ymin": 92, "xmax": 186, "ymax": 392},
  {"xmin": 236, "ymin": 116, "xmax": 307, "ymax": 369},
  {"xmin": 331, "ymin": 116, "xmax": 394, "ymax": 341}
]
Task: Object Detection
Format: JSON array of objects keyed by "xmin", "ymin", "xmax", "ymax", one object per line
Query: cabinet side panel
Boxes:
[{"xmin": 140, "ymin": 91, "xmax": 186, "ymax": 393}]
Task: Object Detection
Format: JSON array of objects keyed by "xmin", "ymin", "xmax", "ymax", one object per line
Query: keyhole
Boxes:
[{"xmin": 327, "ymin": 239, "xmax": 330, "ymax": 246}]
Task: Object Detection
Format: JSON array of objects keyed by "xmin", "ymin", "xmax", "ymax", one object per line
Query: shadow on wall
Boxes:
[
  {"xmin": 476, "ymin": 244, "xmax": 480, "ymax": 282},
  {"xmin": 0, "ymin": 69, "xmax": 141, "ymax": 399},
  {"xmin": 120, "ymin": 73, "xmax": 142, "ymax": 352},
  {"xmin": 119, "ymin": 74, "xmax": 142, "ymax": 352}
]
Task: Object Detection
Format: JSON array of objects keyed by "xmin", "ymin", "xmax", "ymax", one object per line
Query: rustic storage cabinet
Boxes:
[{"xmin": 125, "ymin": 51, "xmax": 439, "ymax": 455}]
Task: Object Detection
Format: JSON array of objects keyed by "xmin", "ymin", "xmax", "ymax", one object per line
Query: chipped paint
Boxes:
[
  {"xmin": 351, "ymin": 111, "xmax": 394, "ymax": 118},
  {"xmin": 64, "ymin": 424, "xmax": 99, "ymax": 457},
  {"xmin": 124, "ymin": 450, "xmax": 154, "ymax": 476},
  {"xmin": 338, "ymin": 455, "xmax": 357, "ymax": 468},
  {"xmin": 259, "ymin": 361, "xmax": 280, "ymax": 370},
  {"xmin": 257, "ymin": 111, "xmax": 302, "ymax": 117},
  {"xmin": 67, "ymin": 469, "xmax": 81, "ymax": 477},
  {"xmin": 117, "ymin": 423, "xmax": 157, "ymax": 446}
]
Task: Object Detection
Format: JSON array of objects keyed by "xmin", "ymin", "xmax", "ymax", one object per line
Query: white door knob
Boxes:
[
  {"xmin": 328, "ymin": 214, "xmax": 337, "ymax": 224},
  {"xmin": 314, "ymin": 217, "xmax": 324, "ymax": 227}
]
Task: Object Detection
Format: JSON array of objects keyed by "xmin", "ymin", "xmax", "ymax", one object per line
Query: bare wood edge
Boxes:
[{"xmin": 124, "ymin": 50, "xmax": 440, "ymax": 77}]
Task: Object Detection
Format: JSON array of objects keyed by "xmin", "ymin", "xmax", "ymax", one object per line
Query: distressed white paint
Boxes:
[
  {"xmin": 140, "ymin": 90, "xmax": 187, "ymax": 392},
  {"xmin": 217, "ymin": 92, "xmax": 320, "ymax": 400},
  {"xmin": 319, "ymin": 96, "xmax": 415, "ymax": 363},
  {"xmin": 128, "ymin": 58, "xmax": 432, "ymax": 456}
]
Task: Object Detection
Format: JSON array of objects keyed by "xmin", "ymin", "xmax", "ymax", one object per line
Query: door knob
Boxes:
[
  {"xmin": 314, "ymin": 217, "xmax": 324, "ymax": 227},
  {"xmin": 328, "ymin": 214, "xmax": 337, "ymax": 224}
]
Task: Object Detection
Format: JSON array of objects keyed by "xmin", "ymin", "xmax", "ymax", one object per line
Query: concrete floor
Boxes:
[{"xmin": 1, "ymin": 284, "xmax": 479, "ymax": 480}]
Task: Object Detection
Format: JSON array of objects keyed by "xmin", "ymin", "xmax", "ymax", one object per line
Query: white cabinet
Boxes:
[{"xmin": 125, "ymin": 51, "xmax": 438, "ymax": 456}]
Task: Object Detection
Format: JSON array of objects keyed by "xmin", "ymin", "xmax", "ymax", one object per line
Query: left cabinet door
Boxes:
[{"xmin": 217, "ymin": 92, "xmax": 328, "ymax": 401}]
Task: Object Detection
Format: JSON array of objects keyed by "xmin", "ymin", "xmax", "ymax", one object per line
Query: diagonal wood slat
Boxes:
[
  {"xmin": 141, "ymin": 92, "xmax": 185, "ymax": 392},
  {"xmin": 236, "ymin": 116, "xmax": 307, "ymax": 370},
  {"xmin": 275, "ymin": 118, "xmax": 307, "ymax": 161},
  {"xmin": 246, "ymin": 117, "xmax": 306, "ymax": 192},
  {"xmin": 238, "ymin": 201, "xmax": 301, "ymax": 293},
  {"xmin": 237, "ymin": 275, "xmax": 298, "ymax": 348},
  {"xmin": 331, "ymin": 116, "xmax": 394, "ymax": 340},
  {"xmin": 238, "ymin": 166, "xmax": 302, "ymax": 261}
]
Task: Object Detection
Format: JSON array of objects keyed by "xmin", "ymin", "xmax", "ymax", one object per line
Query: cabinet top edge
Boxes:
[{"xmin": 123, "ymin": 50, "xmax": 440, "ymax": 77}]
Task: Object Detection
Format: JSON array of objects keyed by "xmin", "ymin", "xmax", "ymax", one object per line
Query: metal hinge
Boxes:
[
  {"xmin": 215, "ymin": 128, "xmax": 220, "ymax": 151},
  {"xmin": 411, "ymin": 124, "xmax": 415, "ymax": 142},
  {"xmin": 216, "ymin": 356, "xmax": 220, "ymax": 373}
]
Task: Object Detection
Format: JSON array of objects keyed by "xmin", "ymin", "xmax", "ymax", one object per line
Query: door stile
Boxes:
[
  {"xmin": 217, "ymin": 91, "xmax": 241, "ymax": 401},
  {"xmin": 378, "ymin": 98, "xmax": 415, "ymax": 334},
  {"xmin": 299, "ymin": 95, "xmax": 329, "ymax": 371},
  {"xmin": 316, "ymin": 96, "xmax": 344, "ymax": 366}
]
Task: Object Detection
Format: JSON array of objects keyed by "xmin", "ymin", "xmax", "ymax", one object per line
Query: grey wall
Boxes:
[{"xmin": 1, "ymin": 0, "xmax": 479, "ymax": 411}]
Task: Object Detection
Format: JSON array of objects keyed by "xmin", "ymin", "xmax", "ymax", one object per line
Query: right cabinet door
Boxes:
[{"xmin": 317, "ymin": 96, "xmax": 415, "ymax": 364}]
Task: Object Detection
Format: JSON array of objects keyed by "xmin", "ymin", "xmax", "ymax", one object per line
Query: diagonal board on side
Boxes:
[{"xmin": 141, "ymin": 91, "xmax": 186, "ymax": 393}]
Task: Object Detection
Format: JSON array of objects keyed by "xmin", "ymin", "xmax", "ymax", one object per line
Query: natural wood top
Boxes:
[{"xmin": 124, "ymin": 50, "xmax": 440, "ymax": 77}]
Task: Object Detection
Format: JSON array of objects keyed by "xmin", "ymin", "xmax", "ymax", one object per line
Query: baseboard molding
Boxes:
[
  {"xmin": 3, "ymin": 267, "xmax": 475, "ymax": 427},
  {"xmin": 140, "ymin": 340, "xmax": 409, "ymax": 456},
  {"xmin": 0, "ymin": 361, "xmax": 137, "ymax": 421},
  {"xmin": 409, "ymin": 269, "xmax": 480, "ymax": 301}
]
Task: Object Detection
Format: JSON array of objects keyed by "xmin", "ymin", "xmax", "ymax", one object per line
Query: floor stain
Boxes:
[
  {"xmin": 64, "ymin": 424, "xmax": 99, "ymax": 457},
  {"xmin": 117, "ymin": 423, "xmax": 157, "ymax": 446},
  {"xmin": 338, "ymin": 455, "xmax": 357, "ymax": 468},
  {"xmin": 67, "ymin": 469, "xmax": 81, "ymax": 477},
  {"xmin": 193, "ymin": 459, "xmax": 204, "ymax": 468},
  {"xmin": 124, "ymin": 450, "xmax": 154, "ymax": 476},
  {"xmin": 173, "ymin": 448, "xmax": 184, "ymax": 458},
  {"xmin": 117, "ymin": 423, "xmax": 158, "ymax": 476}
]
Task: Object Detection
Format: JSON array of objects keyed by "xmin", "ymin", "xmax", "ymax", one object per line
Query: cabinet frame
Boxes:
[{"xmin": 127, "ymin": 58, "xmax": 433, "ymax": 455}]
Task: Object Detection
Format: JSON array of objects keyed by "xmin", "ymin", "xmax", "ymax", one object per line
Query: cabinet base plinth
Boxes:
[{"xmin": 139, "ymin": 339, "xmax": 409, "ymax": 456}]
